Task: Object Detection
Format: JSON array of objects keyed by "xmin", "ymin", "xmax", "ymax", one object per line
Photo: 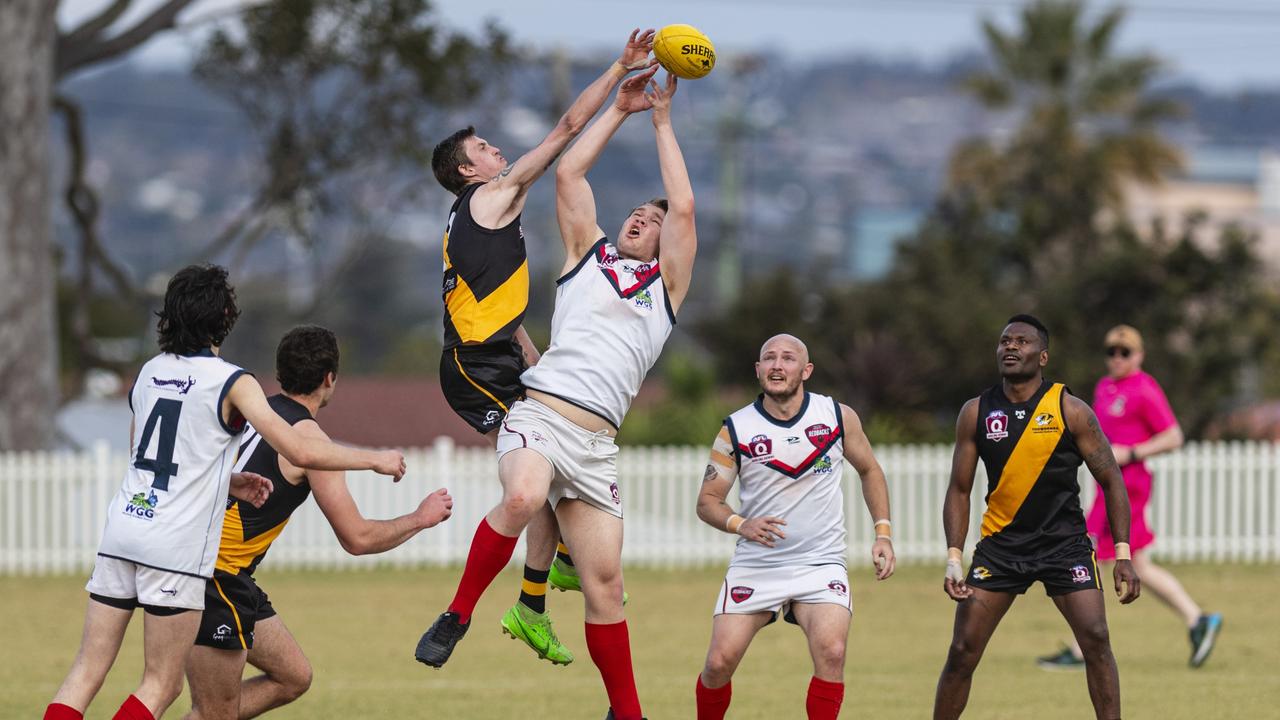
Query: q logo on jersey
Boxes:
[
  {"xmin": 985, "ymin": 410, "xmax": 1009, "ymax": 441},
  {"xmin": 747, "ymin": 434, "xmax": 774, "ymax": 461}
]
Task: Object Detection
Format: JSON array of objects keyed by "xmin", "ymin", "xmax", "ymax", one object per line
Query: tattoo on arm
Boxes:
[
  {"xmin": 498, "ymin": 163, "xmax": 515, "ymax": 178},
  {"xmin": 1083, "ymin": 411, "xmax": 1120, "ymax": 478},
  {"xmin": 702, "ymin": 464, "xmax": 717, "ymax": 484}
]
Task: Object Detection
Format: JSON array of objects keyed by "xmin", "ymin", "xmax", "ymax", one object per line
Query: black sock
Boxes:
[
  {"xmin": 519, "ymin": 565, "xmax": 549, "ymax": 614},
  {"xmin": 556, "ymin": 542, "xmax": 574, "ymax": 568}
]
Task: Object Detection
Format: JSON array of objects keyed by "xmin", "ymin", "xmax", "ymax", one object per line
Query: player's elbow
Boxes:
[{"xmin": 338, "ymin": 534, "xmax": 373, "ymax": 556}]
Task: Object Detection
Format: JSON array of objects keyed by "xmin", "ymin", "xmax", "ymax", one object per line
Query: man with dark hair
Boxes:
[
  {"xmin": 426, "ymin": 30, "xmax": 657, "ymax": 666},
  {"xmin": 417, "ymin": 69, "xmax": 696, "ymax": 720},
  {"xmin": 46, "ymin": 268, "xmax": 406, "ymax": 720},
  {"xmin": 933, "ymin": 315, "xmax": 1142, "ymax": 720},
  {"xmin": 184, "ymin": 325, "xmax": 452, "ymax": 720}
]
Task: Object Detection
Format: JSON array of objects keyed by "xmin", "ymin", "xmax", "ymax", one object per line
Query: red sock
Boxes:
[
  {"xmin": 585, "ymin": 620, "xmax": 642, "ymax": 720},
  {"xmin": 806, "ymin": 677, "xmax": 844, "ymax": 720},
  {"xmin": 447, "ymin": 518, "xmax": 519, "ymax": 624},
  {"xmin": 43, "ymin": 704, "xmax": 83, "ymax": 720},
  {"xmin": 695, "ymin": 675, "xmax": 732, "ymax": 720},
  {"xmin": 112, "ymin": 695, "xmax": 155, "ymax": 720}
]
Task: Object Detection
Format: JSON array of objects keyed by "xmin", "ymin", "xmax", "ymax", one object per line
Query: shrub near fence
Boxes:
[{"xmin": 2, "ymin": 440, "xmax": 1278, "ymax": 575}]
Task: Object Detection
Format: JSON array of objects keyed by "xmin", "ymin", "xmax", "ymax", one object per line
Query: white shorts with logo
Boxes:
[
  {"xmin": 85, "ymin": 555, "xmax": 206, "ymax": 611},
  {"xmin": 714, "ymin": 563, "xmax": 851, "ymax": 621},
  {"xmin": 496, "ymin": 398, "xmax": 622, "ymax": 518}
]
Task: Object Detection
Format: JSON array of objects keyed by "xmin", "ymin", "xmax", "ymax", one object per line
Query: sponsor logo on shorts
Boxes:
[
  {"xmin": 483, "ymin": 410, "xmax": 501, "ymax": 426},
  {"xmin": 746, "ymin": 434, "xmax": 774, "ymax": 461},
  {"xmin": 152, "ymin": 375, "xmax": 195, "ymax": 394},
  {"xmin": 610, "ymin": 482, "xmax": 620, "ymax": 505},
  {"xmin": 159, "ymin": 587, "xmax": 178, "ymax": 596},
  {"xmin": 730, "ymin": 586, "xmax": 754, "ymax": 603},
  {"xmin": 633, "ymin": 288, "xmax": 654, "ymax": 311},
  {"xmin": 530, "ymin": 430, "xmax": 546, "ymax": 444},
  {"xmin": 212, "ymin": 624, "xmax": 232, "ymax": 641},
  {"xmin": 827, "ymin": 580, "xmax": 848, "ymax": 597},
  {"xmin": 812, "ymin": 456, "xmax": 835, "ymax": 474},
  {"xmin": 971, "ymin": 566, "xmax": 992, "ymax": 580},
  {"xmin": 124, "ymin": 491, "xmax": 159, "ymax": 520},
  {"xmin": 805, "ymin": 423, "xmax": 833, "ymax": 447},
  {"xmin": 1070, "ymin": 564, "xmax": 1093, "ymax": 584},
  {"xmin": 984, "ymin": 411, "xmax": 1009, "ymax": 441}
]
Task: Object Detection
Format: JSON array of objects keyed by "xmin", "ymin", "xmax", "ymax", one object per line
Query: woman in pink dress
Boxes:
[{"xmin": 1037, "ymin": 325, "xmax": 1222, "ymax": 670}]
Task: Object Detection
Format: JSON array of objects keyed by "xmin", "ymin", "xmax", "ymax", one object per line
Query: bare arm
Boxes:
[
  {"xmin": 555, "ymin": 67, "xmax": 659, "ymax": 263},
  {"xmin": 514, "ymin": 325, "xmax": 540, "ymax": 367},
  {"xmin": 840, "ymin": 404, "xmax": 894, "ymax": 580},
  {"xmin": 1115, "ymin": 423, "xmax": 1183, "ymax": 465},
  {"xmin": 477, "ymin": 31, "xmax": 655, "ymax": 225},
  {"xmin": 1067, "ymin": 394, "xmax": 1141, "ymax": 603},
  {"xmin": 695, "ymin": 426, "xmax": 786, "ymax": 547},
  {"xmin": 942, "ymin": 399, "xmax": 981, "ymax": 600},
  {"xmin": 226, "ymin": 376, "xmax": 405, "ymax": 479},
  {"xmin": 648, "ymin": 74, "xmax": 697, "ymax": 312}
]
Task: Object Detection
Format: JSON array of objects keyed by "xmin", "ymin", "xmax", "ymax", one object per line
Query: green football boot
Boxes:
[
  {"xmin": 500, "ymin": 603, "xmax": 574, "ymax": 666},
  {"xmin": 549, "ymin": 558, "xmax": 629, "ymax": 605}
]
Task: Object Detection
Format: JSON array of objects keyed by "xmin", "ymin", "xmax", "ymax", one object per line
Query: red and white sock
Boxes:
[
  {"xmin": 806, "ymin": 676, "xmax": 844, "ymax": 720},
  {"xmin": 585, "ymin": 620, "xmax": 642, "ymax": 720},
  {"xmin": 695, "ymin": 675, "xmax": 732, "ymax": 720},
  {"xmin": 111, "ymin": 695, "xmax": 155, "ymax": 720},
  {"xmin": 43, "ymin": 703, "xmax": 83, "ymax": 720},
  {"xmin": 447, "ymin": 518, "xmax": 519, "ymax": 624}
]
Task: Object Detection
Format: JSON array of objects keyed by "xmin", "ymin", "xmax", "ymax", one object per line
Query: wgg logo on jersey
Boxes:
[
  {"xmin": 812, "ymin": 455, "xmax": 835, "ymax": 474},
  {"xmin": 633, "ymin": 288, "xmax": 654, "ymax": 311},
  {"xmin": 124, "ymin": 491, "xmax": 160, "ymax": 520}
]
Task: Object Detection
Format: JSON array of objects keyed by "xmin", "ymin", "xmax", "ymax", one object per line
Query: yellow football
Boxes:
[{"xmin": 653, "ymin": 24, "xmax": 716, "ymax": 80}]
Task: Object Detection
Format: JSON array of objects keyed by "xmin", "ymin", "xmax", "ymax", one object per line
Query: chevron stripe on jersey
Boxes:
[
  {"xmin": 441, "ymin": 182, "xmax": 529, "ymax": 348},
  {"xmin": 724, "ymin": 392, "xmax": 847, "ymax": 569}
]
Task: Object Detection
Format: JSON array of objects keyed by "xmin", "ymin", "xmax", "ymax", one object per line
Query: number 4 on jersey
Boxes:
[{"xmin": 135, "ymin": 398, "xmax": 183, "ymax": 491}]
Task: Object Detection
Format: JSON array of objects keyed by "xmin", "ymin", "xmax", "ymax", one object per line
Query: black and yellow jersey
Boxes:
[
  {"xmin": 975, "ymin": 380, "xmax": 1087, "ymax": 558},
  {"xmin": 216, "ymin": 394, "xmax": 314, "ymax": 575},
  {"xmin": 442, "ymin": 182, "xmax": 529, "ymax": 349}
]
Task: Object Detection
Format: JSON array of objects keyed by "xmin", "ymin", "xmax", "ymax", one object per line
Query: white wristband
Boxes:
[{"xmin": 725, "ymin": 514, "xmax": 745, "ymax": 533}]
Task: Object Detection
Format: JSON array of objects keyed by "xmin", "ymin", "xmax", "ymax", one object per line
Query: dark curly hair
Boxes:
[
  {"xmin": 156, "ymin": 264, "xmax": 240, "ymax": 355},
  {"xmin": 276, "ymin": 325, "xmax": 339, "ymax": 395},
  {"xmin": 431, "ymin": 126, "xmax": 476, "ymax": 196}
]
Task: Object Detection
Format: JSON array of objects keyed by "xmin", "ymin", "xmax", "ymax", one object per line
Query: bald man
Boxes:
[{"xmin": 692, "ymin": 334, "xmax": 895, "ymax": 720}]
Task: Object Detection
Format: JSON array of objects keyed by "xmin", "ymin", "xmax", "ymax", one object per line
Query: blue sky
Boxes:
[{"xmin": 60, "ymin": 0, "xmax": 1280, "ymax": 89}]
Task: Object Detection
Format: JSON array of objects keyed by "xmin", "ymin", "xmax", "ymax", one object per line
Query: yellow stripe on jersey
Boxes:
[
  {"xmin": 444, "ymin": 260, "xmax": 529, "ymax": 345},
  {"xmin": 215, "ymin": 502, "xmax": 292, "ymax": 574},
  {"xmin": 453, "ymin": 349, "xmax": 509, "ymax": 414},
  {"xmin": 981, "ymin": 383, "xmax": 1066, "ymax": 537}
]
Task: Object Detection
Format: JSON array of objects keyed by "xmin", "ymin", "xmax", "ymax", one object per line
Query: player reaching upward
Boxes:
[
  {"xmin": 184, "ymin": 326, "xmax": 452, "ymax": 720},
  {"xmin": 45, "ymin": 266, "xmax": 404, "ymax": 720},
  {"xmin": 933, "ymin": 315, "xmax": 1141, "ymax": 720},
  {"xmin": 428, "ymin": 29, "xmax": 656, "ymax": 666},
  {"xmin": 417, "ymin": 69, "xmax": 694, "ymax": 720},
  {"xmin": 694, "ymin": 334, "xmax": 895, "ymax": 720}
]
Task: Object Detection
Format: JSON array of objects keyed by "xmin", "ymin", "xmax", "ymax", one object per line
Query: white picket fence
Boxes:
[{"xmin": 2, "ymin": 440, "xmax": 1278, "ymax": 575}]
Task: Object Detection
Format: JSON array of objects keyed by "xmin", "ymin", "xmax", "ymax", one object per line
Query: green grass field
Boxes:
[{"xmin": 8, "ymin": 563, "xmax": 1277, "ymax": 719}]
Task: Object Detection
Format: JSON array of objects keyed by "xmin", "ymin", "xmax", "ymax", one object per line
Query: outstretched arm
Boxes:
[
  {"xmin": 942, "ymin": 399, "xmax": 981, "ymax": 601},
  {"xmin": 648, "ymin": 74, "xmax": 696, "ymax": 312},
  {"xmin": 480, "ymin": 30, "xmax": 655, "ymax": 221},
  {"xmin": 840, "ymin": 404, "xmax": 894, "ymax": 580},
  {"xmin": 556, "ymin": 66, "xmax": 659, "ymax": 261},
  {"xmin": 1067, "ymin": 395, "xmax": 1141, "ymax": 604}
]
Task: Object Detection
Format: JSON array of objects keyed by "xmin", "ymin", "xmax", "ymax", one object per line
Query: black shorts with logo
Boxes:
[
  {"xmin": 439, "ymin": 340, "xmax": 527, "ymax": 434},
  {"xmin": 967, "ymin": 536, "xmax": 1101, "ymax": 597},
  {"xmin": 195, "ymin": 569, "xmax": 276, "ymax": 650}
]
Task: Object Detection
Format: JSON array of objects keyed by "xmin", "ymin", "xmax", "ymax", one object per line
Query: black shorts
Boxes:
[
  {"xmin": 967, "ymin": 537, "xmax": 1102, "ymax": 597},
  {"xmin": 440, "ymin": 341, "xmax": 526, "ymax": 434},
  {"xmin": 195, "ymin": 570, "xmax": 276, "ymax": 650}
]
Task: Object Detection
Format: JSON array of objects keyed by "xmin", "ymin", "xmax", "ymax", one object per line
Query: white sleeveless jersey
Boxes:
[
  {"xmin": 97, "ymin": 350, "xmax": 247, "ymax": 578},
  {"xmin": 521, "ymin": 239, "xmax": 676, "ymax": 428},
  {"xmin": 725, "ymin": 392, "xmax": 848, "ymax": 568}
]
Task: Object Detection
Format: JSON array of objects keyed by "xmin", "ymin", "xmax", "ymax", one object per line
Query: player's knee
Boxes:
[
  {"xmin": 500, "ymin": 489, "xmax": 544, "ymax": 521},
  {"xmin": 813, "ymin": 636, "xmax": 847, "ymax": 671},
  {"xmin": 944, "ymin": 639, "xmax": 980, "ymax": 674},
  {"xmin": 1075, "ymin": 619, "xmax": 1111, "ymax": 652},
  {"xmin": 704, "ymin": 648, "xmax": 741, "ymax": 682},
  {"xmin": 280, "ymin": 661, "xmax": 313, "ymax": 702}
]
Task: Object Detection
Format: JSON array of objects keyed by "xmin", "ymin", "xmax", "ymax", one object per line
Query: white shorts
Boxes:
[
  {"xmin": 714, "ymin": 563, "xmax": 851, "ymax": 621},
  {"xmin": 496, "ymin": 398, "xmax": 622, "ymax": 518},
  {"xmin": 85, "ymin": 554, "xmax": 206, "ymax": 611}
]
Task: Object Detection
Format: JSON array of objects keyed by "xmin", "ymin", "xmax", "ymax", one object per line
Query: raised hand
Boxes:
[
  {"xmin": 619, "ymin": 28, "xmax": 657, "ymax": 70},
  {"xmin": 229, "ymin": 471, "xmax": 273, "ymax": 508},
  {"xmin": 647, "ymin": 72, "xmax": 678, "ymax": 126},
  {"xmin": 614, "ymin": 64, "xmax": 659, "ymax": 114}
]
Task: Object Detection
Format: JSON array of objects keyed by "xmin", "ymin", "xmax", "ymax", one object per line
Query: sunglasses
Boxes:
[{"xmin": 1106, "ymin": 346, "xmax": 1132, "ymax": 358}]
